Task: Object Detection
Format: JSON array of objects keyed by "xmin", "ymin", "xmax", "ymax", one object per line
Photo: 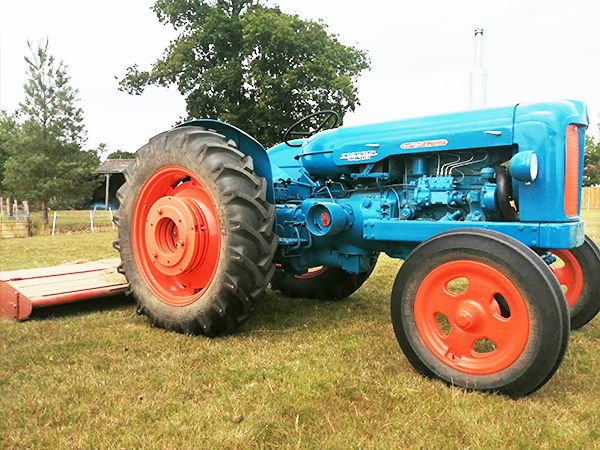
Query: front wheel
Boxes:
[
  {"xmin": 547, "ymin": 236, "xmax": 600, "ymax": 330},
  {"xmin": 114, "ymin": 127, "xmax": 277, "ymax": 336},
  {"xmin": 391, "ymin": 229, "xmax": 569, "ymax": 398}
]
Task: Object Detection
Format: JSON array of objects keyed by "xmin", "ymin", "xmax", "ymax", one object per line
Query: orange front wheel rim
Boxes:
[
  {"xmin": 548, "ymin": 249, "xmax": 583, "ymax": 308},
  {"xmin": 414, "ymin": 260, "xmax": 530, "ymax": 375}
]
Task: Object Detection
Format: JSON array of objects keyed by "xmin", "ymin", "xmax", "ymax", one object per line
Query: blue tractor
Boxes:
[{"xmin": 114, "ymin": 100, "xmax": 600, "ymax": 397}]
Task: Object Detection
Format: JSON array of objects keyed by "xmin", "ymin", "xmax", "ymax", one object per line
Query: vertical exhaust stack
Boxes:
[{"xmin": 470, "ymin": 29, "xmax": 487, "ymax": 109}]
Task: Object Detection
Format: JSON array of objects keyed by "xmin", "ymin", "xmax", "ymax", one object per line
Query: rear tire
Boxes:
[
  {"xmin": 271, "ymin": 261, "xmax": 377, "ymax": 300},
  {"xmin": 391, "ymin": 228, "xmax": 569, "ymax": 398},
  {"xmin": 548, "ymin": 236, "xmax": 600, "ymax": 329},
  {"xmin": 113, "ymin": 127, "xmax": 277, "ymax": 336}
]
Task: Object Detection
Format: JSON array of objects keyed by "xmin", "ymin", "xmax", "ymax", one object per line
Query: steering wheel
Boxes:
[{"xmin": 283, "ymin": 110, "xmax": 340, "ymax": 147}]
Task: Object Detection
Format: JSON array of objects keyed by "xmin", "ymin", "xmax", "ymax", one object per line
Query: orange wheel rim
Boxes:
[
  {"xmin": 295, "ymin": 266, "xmax": 328, "ymax": 279},
  {"xmin": 548, "ymin": 249, "xmax": 583, "ymax": 308},
  {"xmin": 414, "ymin": 260, "xmax": 529, "ymax": 375},
  {"xmin": 132, "ymin": 166, "xmax": 221, "ymax": 307}
]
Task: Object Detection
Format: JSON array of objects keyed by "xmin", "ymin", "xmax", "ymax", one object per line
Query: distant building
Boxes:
[{"xmin": 94, "ymin": 159, "xmax": 135, "ymax": 209}]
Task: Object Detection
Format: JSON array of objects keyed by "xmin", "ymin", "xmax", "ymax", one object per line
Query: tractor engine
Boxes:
[
  {"xmin": 268, "ymin": 101, "xmax": 587, "ymax": 279},
  {"xmin": 270, "ymin": 143, "xmax": 514, "ymax": 276}
]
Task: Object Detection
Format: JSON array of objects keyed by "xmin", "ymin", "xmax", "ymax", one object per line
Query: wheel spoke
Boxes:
[
  {"xmin": 463, "ymin": 274, "xmax": 500, "ymax": 307},
  {"xmin": 442, "ymin": 328, "xmax": 477, "ymax": 363},
  {"xmin": 478, "ymin": 314, "xmax": 513, "ymax": 348},
  {"xmin": 550, "ymin": 265, "xmax": 569, "ymax": 286},
  {"xmin": 426, "ymin": 283, "xmax": 460, "ymax": 317},
  {"xmin": 548, "ymin": 249, "xmax": 583, "ymax": 308}
]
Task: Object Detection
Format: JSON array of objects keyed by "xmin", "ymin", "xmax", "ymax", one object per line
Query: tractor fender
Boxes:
[{"xmin": 176, "ymin": 120, "xmax": 274, "ymax": 204}]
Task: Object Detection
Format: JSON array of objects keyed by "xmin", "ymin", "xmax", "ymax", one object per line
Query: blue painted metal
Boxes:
[
  {"xmin": 268, "ymin": 100, "xmax": 588, "ymax": 274},
  {"xmin": 182, "ymin": 101, "xmax": 589, "ymax": 276},
  {"xmin": 299, "ymin": 106, "xmax": 515, "ymax": 178},
  {"xmin": 512, "ymin": 100, "xmax": 588, "ymax": 222},
  {"xmin": 361, "ymin": 219, "xmax": 584, "ymax": 249}
]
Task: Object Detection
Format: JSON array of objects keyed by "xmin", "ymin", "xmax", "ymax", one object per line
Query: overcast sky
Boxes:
[{"xmin": 1, "ymin": 0, "xmax": 598, "ymax": 157}]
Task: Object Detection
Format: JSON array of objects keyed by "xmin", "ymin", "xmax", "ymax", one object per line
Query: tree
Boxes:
[
  {"xmin": 2, "ymin": 40, "xmax": 99, "ymax": 226},
  {"xmin": 584, "ymin": 132, "xmax": 600, "ymax": 187},
  {"xmin": 106, "ymin": 150, "xmax": 136, "ymax": 159},
  {"xmin": 119, "ymin": 0, "xmax": 369, "ymax": 147},
  {"xmin": 0, "ymin": 111, "xmax": 18, "ymax": 194}
]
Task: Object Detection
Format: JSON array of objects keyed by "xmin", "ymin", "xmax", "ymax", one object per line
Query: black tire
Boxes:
[
  {"xmin": 548, "ymin": 235, "xmax": 600, "ymax": 330},
  {"xmin": 271, "ymin": 261, "xmax": 377, "ymax": 301},
  {"xmin": 113, "ymin": 127, "xmax": 277, "ymax": 336},
  {"xmin": 391, "ymin": 228, "xmax": 570, "ymax": 398}
]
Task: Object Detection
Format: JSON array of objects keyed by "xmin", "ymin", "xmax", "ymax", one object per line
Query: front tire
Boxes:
[
  {"xmin": 114, "ymin": 127, "xmax": 277, "ymax": 336},
  {"xmin": 391, "ymin": 229, "xmax": 569, "ymax": 398},
  {"xmin": 548, "ymin": 236, "xmax": 600, "ymax": 330}
]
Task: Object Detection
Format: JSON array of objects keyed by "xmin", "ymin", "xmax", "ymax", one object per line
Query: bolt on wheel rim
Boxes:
[
  {"xmin": 414, "ymin": 260, "xmax": 530, "ymax": 375},
  {"xmin": 548, "ymin": 249, "xmax": 583, "ymax": 308},
  {"xmin": 132, "ymin": 166, "xmax": 221, "ymax": 307}
]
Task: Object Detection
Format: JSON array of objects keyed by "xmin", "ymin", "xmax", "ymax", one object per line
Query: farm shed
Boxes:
[{"xmin": 94, "ymin": 159, "xmax": 135, "ymax": 209}]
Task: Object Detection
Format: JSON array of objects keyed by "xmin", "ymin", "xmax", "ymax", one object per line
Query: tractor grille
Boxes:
[{"xmin": 564, "ymin": 124, "xmax": 580, "ymax": 217}]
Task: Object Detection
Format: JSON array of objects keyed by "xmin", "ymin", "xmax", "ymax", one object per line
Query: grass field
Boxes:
[{"xmin": 1, "ymin": 212, "xmax": 600, "ymax": 449}]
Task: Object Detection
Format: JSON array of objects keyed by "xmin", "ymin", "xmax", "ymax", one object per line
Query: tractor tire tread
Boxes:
[{"xmin": 114, "ymin": 127, "xmax": 276, "ymax": 336}]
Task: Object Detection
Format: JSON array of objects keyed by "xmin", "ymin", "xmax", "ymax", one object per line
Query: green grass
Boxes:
[
  {"xmin": 0, "ymin": 230, "xmax": 119, "ymax": 270},
  {"xmin": 1, "ymin": 212, "xmax": 600, "ymax": 449}
]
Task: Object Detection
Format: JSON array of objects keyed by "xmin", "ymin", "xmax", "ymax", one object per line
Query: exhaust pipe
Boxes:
[{"xmin": 470, "ymin": 29, "xmax": 487, "ymax": 109}]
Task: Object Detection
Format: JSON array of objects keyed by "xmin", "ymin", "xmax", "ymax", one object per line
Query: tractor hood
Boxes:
[{"xmin": 295, "ymin": 100, "xmax": 587, "ymax": 179}]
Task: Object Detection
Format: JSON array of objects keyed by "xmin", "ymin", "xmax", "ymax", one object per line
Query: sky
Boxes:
[{"xmin": 1, "ymin": 0, "xmax": 599, "ymax": 157}]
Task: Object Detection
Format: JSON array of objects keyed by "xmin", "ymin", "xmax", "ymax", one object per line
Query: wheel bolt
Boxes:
[
  {"xmin": 157, "ymin": 208, "xmax": 163, "ymax": 215},
  {"xmin": 178, "ymin": 240, "xmax": 185, "ymax": 247},
  {"xmin": 455, "ymin": 311, "xmax": 474, "ymax": 329}
]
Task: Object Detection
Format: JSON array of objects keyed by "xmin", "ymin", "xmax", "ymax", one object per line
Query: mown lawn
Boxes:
[{"xmin": 1, "ymin": 212, "xmax": 599, "ymax": 449}]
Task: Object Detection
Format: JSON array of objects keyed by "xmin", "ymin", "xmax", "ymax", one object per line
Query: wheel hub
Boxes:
[
  {"xmin": 144, "ymin": 196, "xmax": 208, "ymax": 276},
  {"xmin": 454, "ymin": 301, "xmax": 484, "ymax": 330},
  {"xmin": 132, "ymin": 166, "xmax": 221, "ymax": 307}
]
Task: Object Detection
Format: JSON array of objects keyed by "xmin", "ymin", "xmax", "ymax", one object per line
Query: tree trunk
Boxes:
[{"xmin": 41, "ymin": 201, "xmax": 49, "ymax": 228}]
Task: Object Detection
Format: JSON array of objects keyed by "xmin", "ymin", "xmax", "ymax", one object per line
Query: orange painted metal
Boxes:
[
  {"xmin": 564, "ymin": 124, "xmax": 580, "ymax": 217},
  {"xmin": 132, "ymin": 166, "xmax": 221, "ymax": 307},
  {"xmin": 548, "ymin": 249, "xmax": 584, "ymax": 308},
  {"xmin": 0, "ymin": 260, "xmax": 128, "ymax": 321},
  {"xmin": 414, "ymin": 260, "xmax": 530, "ymax": 375}
]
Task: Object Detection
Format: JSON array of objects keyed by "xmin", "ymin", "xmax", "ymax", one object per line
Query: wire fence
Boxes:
[
  {"xmin": 0, "ymin": 198, "xmax": 30, "ymax": 238},
  {"xmin": 25, "ymin": 209, "xmax": 117, "ymax": 237}
]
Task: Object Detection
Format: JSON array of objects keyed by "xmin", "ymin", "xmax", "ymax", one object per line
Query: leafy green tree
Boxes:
[
  {"xmin": 584, "ymin": 133, "xmax": 600, "ymax": 187},
  {"xmin": 19, "ymin": 39, "xmax": 85, "ymax": 143},
  {"xmin": 0, "ymin": 111, "xmax": 18, "ymax": 193},
  {"xmin": 119, "ymin": 0, "xmax": 369, "ymax": 147},
  {"xmin": 2, "ymin": 40, "xmax": 99, "ymax": 226},
  {"xmin": 106, "ymin": 150, "xmax": 136, "ymax": 159}
]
